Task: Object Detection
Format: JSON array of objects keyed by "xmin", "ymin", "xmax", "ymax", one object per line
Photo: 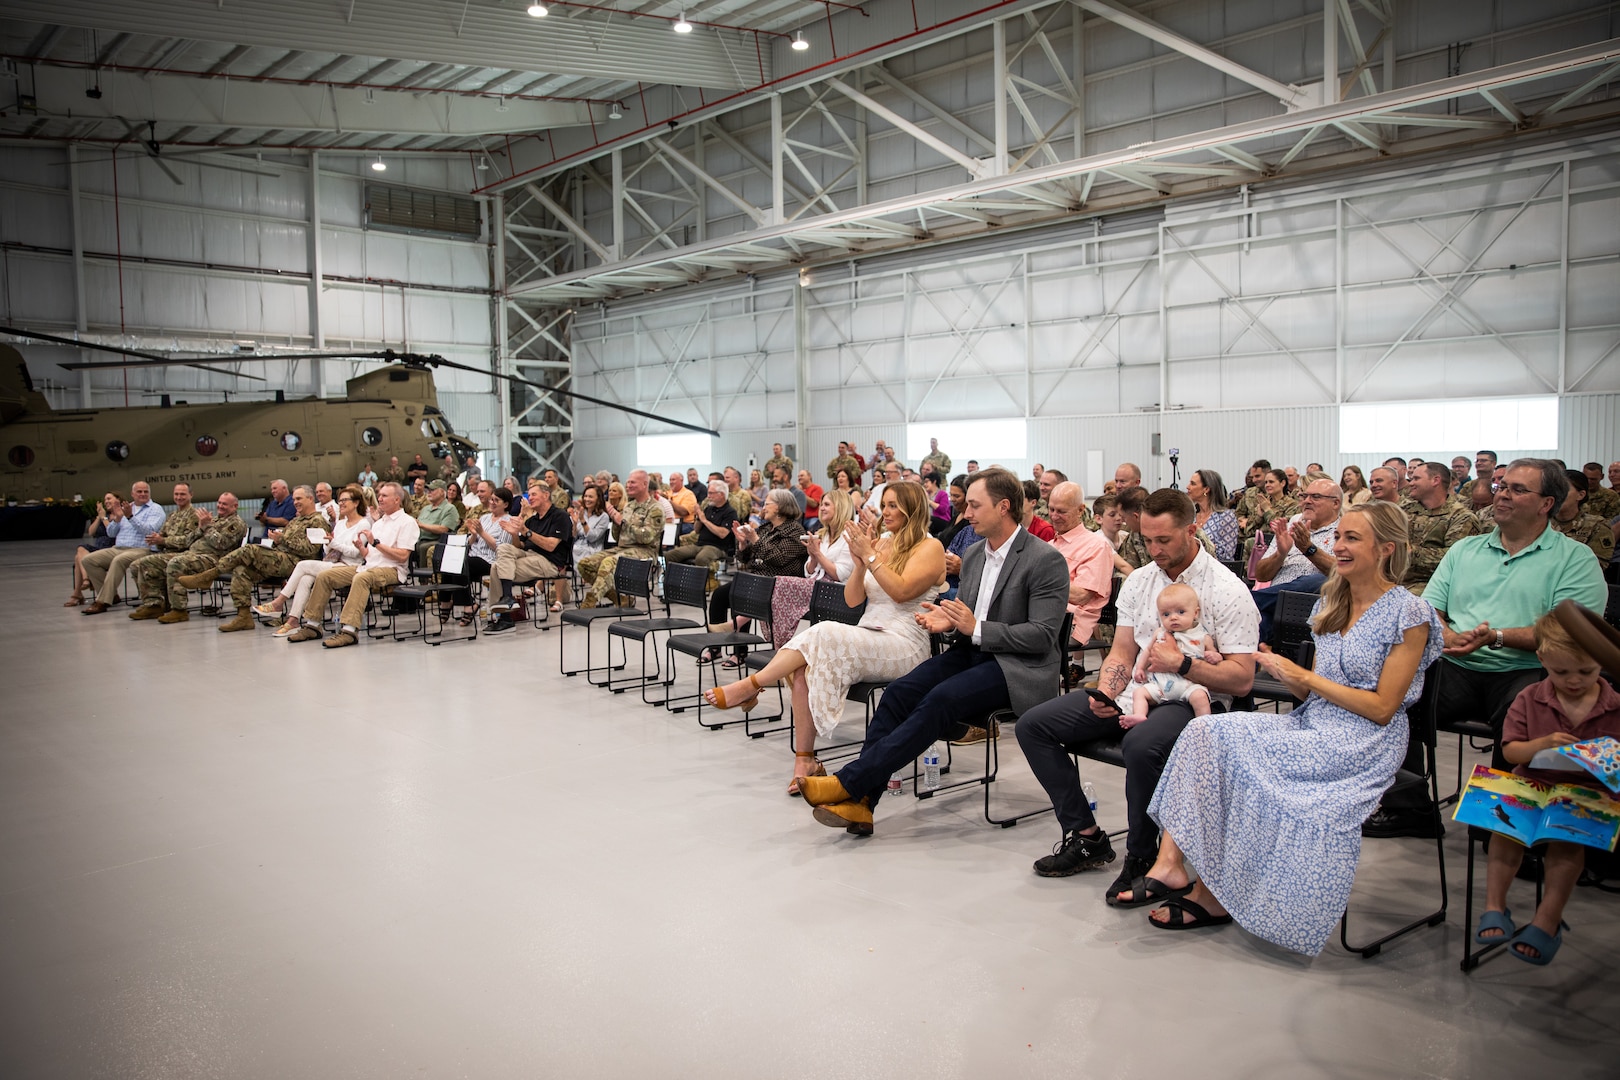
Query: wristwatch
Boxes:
[
  {"xmin": 1303, "ymin": 543, "xmax": 1319, "ymax": 558},
  {"xmin": 1178, "ymin": 655, "xmax": 1194, "ymax": 676},
  {"xmin": 1489, "ymin": 629, "xmax": 1504, "ymax": 650}
]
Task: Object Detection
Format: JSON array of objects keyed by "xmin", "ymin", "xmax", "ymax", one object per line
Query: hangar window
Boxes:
[
  {"xmin": 361, "ymin": 427, "xmax": 385, "ymax": 446},
  {"xmin": 105, "ymin": 440, "xmax": 130, "ymax": 462},
  {"xmin": 366, "ymin": 183, "xmax": 481, "ymax": 239},
  {"xmin": 195, "ymin": 436, "xmax": 218, "ymax": 457}
]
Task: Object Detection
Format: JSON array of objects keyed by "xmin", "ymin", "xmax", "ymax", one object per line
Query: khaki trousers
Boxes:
[
  {"xmin": 303, "ymin": 565, "xmax": 400, "ymax": 630},
  {"xmin": 491, "ymin": 545, "xmax": 561, "ymax": 600},
  {"xmin": 84, "ymin": 546, "xmax": 151, "ymax": 604}
]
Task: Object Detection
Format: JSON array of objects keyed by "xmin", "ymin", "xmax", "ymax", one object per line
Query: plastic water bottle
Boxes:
[
  {"xmin": 1082, "ymin": 781, "xmax": 1098, "ymax": 812},
  {"xmin": 886, "ymin": 776, "xmax": 903, "ymax": 797},
  {"xmin": 922, "ymin": 744, "xmax": 941, "ymax": 791}
]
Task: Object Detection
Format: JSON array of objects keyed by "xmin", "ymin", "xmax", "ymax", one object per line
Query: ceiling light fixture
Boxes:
[
  {"xmin": 608, "ymin": 102, "xmax": 622, "ymax": 120},
  {"xmin": 476, "ymin": 155, "xmax": 490, "ymax": 171},
  {"xmin": 496, "ymin": 96, "xmax": 509, "ymax": 112},
  {"xmin": 527, "ymin": 2, "xmax": 548, "ymax": 15},
  {"xmin": 363, "ymin": 88, "xmax": 376, "ymax": 105},
  {"xmin": 798, "ymin": 267, "xmax": 809, "ymax": 288},
  {"xmin": 371, "ymin": 155, "xmax": 387, "ymax": 172},
  {"xmin": 673, "ymin": 13, "xmax": 693, "ymax": 33},
  {"xmin": 791, "ymin": 31, "xmax": 809, "ymax": 51}
]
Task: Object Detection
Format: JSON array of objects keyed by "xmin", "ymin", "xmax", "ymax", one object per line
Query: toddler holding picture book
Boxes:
[{"xmin": 1474, "ymin": 610, "xmax": 1620, "ymax": 965}]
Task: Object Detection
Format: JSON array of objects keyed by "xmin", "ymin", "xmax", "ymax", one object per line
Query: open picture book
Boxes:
[{"xmin": 1453, "ymin": 765, "xmax": 1620, "ymax": 852}]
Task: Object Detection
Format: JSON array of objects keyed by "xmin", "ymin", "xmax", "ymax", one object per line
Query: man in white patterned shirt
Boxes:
[
  {"xmin": 1250, "ymin": 477, "xmax": 1340, "ymax": 641},
  {"xmin": 1015, "ymin": 488, "xmax": 1259, "ymax": 901}
]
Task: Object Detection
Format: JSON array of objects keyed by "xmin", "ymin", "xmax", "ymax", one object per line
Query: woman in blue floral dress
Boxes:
[{"xmin": 1140, "ymin": 500, "xmax": 1444, "ymax": 955}]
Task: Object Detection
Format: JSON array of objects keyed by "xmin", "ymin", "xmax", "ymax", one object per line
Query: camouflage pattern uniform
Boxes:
[
  {"xmin": 726, "ymin": 488, "xmax": 753, "ymax": 524},
  {"xmin": 764, "ymin": 454, "xmax": 794, "ymax": 479},
  {"xmin": 826, "ymin": 453, "xmax": 860, "ymax": 482},
  {"xmin": 1402, "ymin": 498, "xmax": 1483, "ymax": 596},
  {"xmin": 145, "ymin": 513, "xmax": 247, "ymax": 609},
  {"xmin": 1552, "ymin": 512, "xmax": 1615, "ymax": 566},
  {"xmin": 1120, "ymin": 527, "xmax": 1214, "ymax": 570},
  {"xmin": 1235, "ymin": 490, "xmax": 1298, "ymax": 544},
  {"xmin": 382, "ymin": 465, "xmax": 406, "ymax": 485},
  {"xmin": 213, "ymin": 511, "xmax": 328, "ymax": 608},
  {"xmin": 1586, "ymin": 485, "xmax": 1620, "ymax": 522},
  {"xmin": 551, "ymin": 485, "xmax": 572, "ymax": 511},
  {"xmin": 1476, "ymin": 504, "xmax": 1498, "ymax": 530},
  {"xmin": 580, "ymin": 497, "xmax": 664, "ymax": 607},
  {"xmin": 126, "ymin": 506, "xmax": 202, "ymax": 607},
  {"xmin": 921, "ymin": 450, "xmax": 952, "ymax": 477}
]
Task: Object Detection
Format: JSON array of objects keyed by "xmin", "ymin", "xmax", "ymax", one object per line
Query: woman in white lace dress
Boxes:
[{"xmin": 704, "ymin": 481, "xmax": 946, "ymax": 794}]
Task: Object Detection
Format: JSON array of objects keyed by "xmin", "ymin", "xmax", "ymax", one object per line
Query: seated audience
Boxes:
[
  {"xmin": 569, "ymin": 486, "xmax": 612, "ymax": 568},
  {"xmin": 1048, "ymin": 481, "xmax": 1113, "ymax": 645},
  {"xmin": 704, "ymin": 489, "xmax": 808, "ymax": 663},
  {"xmin": 765, "ymin": 443, "xmax": 794, "ymax": 481},
  {"xmin": 749, "ymin": 469, "xmax": 768, "ymax": 516},
  {"xmin": 923, "ymin": 473, "xmax": 951, "ymax": 534},
  {"xmin": 486, "ymin": 482, "xmax": 574, "ymax": 632},
  {"xmin": 941, "ymin": 475, "xmax": 982, "ymax": 600},
  {"xmin": 1092, "ymin": 494, "xmax": 1136, "ymax": 578},
  {"xmin": 1250, "ymin": 477, "xmax": 1341, "ymax": 641},
  {"xmin": 1367, "ymin": 459, "xmax": 1607, "ymax": 838},
  {"xmin": 798, "ymin": 470, "xmax": 825, "ymax": 529},
  {"xmin": 457, "ymin": 484, "xmax": 514, "ymax": 615},
  {"xmin": 1581, "ymin": 461, "xmax": 1619, "ymax": 522},
  {"xmin": 706, "ymin": 481, "xmax": 943, "ymax": 795},
  {"xmin": 1239, "ymin": 468, "xmax": 1300, "ymax": 546},
  {"xmin": 1340, "ymin": 466, "xmax": 1372, "ymax": 512},
  {"xmin": 139, "ymin": 494, "xmax": 247, "ymax": 624},
  {"xmin": 414, "ymin": 480, "xmax": 462, "ymax": 559},
  {"xmin": 406, "ymin": 453, "xmax": 431, "ymax": 485},
  {"xmin": 667, "ymin": 471, "xmax": 699, "ymax": 536},
  {"xmin": 289, "ymin": 481, "xmax": 420, "ymax": 649},
  {"xmin": 804, "ymin": 491, "xmax": 857, "ymax": 583},
  {"xmin": 81, "ymin": 482, "xmax": 169, "ymax": 614},
  {"xmin": 543, "ymin": 468, "xmax": 571, "ymax": 510},
  {"xmin": 1403, "ymin": 460, "xmax": 1482, "ymax": 596},
  {"xmin": 358, "ymin": 461, "xmax": 379, "ymax": 488},
  {"xmin": 382, "ymin": 456, "xmax": 406, "ymax": 485},
  {"xmin": 1014, "ymin": 489, "xmax": 1258, "ymax": 892},
  {"xmin": 1139, "ymin": 501, "xmax": 1442, "ymax": 953},
  {"xmin": 580, "ymin": 471, "xmax": 663, "ymax": 609},
  {"xmin": 865, "ymin": 460, "xmax": 904, "ymax": 514},
  {"xmin": 1188, "ymin": 469, "xmax": 1237, "ymax": 562},
  {"xmin": 122, "ymin": 483, "xmax": 202, "ymax": 617},
  {"xmin": 67, "ymin": 492, "xmax": 121, "ymax": 606},
  {"xmin": 1450, "ymin": 456, "xmax": 1472, "ymax": 494},
  {"xmin": 793, "ymin": 469, "xmax": 1067, "ymax": 834},
  {"xmin": 257, "ymin": 478, "xmax": 296, "ymax": 528},
  {"xmin": 666, "ymin": 481, "xmax": 738, "ymax": 568},
  {"xmin": 177, "ymin": 485, "xmax": 325, "ymax": 631},
  {"xmin": 1022, "ymin": 480, "xmax": 1056, "ymax": 541},
  {"xmin": 315, "ymin": 482, "xmax": 339, "ymax": 529},
  {"xmin": 1458, "ymin": 450, "xmax": 1498, "ymax": 505},
  {"xmin": 255, "ymin": 486, "xmax": 367, "ymax": 636},
  {"xmin": 1551, "ymin": 469, "xmax": 1615, "ymax": 567},
  {"xmin": 1477, "ymin": 612, "xmax": 1620, "ymax": 965}
]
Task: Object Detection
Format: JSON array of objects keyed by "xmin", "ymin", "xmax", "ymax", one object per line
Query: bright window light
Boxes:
[
  {"xmin": 1339, "ymin": 396, "xmax": 1559, "ymax": 455},
  {"xmin": 906, "ymin": 419, "xmax": 1027, "ymax": 464},
  {"xmin": 637, "ymin": 433, "xmax": 711, "ymax": 473}
]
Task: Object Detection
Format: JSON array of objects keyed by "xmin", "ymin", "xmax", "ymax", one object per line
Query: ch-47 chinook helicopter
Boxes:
[{"xmin": 0, "ymin": 325, "xmax": 718, "ymax": 507}]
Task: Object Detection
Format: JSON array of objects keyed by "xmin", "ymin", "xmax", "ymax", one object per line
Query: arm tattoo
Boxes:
[{"xmin": 1100, "ymin": 660, "xmax": 1130, "ymax": 698}]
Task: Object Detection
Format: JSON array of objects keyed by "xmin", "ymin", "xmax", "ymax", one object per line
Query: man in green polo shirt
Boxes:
[{"xmin": 1364, "ymin": 458, "xmax": 1606, "ymax": 839}]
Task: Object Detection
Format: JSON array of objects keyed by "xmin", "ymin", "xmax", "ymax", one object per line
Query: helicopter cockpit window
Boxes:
[
  {"xmin": 420, "ymin": 417, "xmax": 445, "ymax": 439},
  {"xmin": 195, "ymin": 436, "xmax": 218, "ymax": 457},
  {"xmin": 7, "ymin": 445, "xmax": 34, "ymax": 468},
  {"xmin": 361, "ymin": 427, "xmax": 384, "ymax": 447},
  {"xmin": 105, "ymin": 440, "xmax": 130, "ymax": 462},
  {"xmin": 428, "ymin": 441, "xmax": 452, "ymax": 460},
  {"xmin": 280, "ymin": 431, "xmax": 302, "ymax": 452}
]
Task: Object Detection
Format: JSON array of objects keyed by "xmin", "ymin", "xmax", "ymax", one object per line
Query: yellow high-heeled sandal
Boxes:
[
  {"xmin": 787, "ymin": 751, "xmax": 828, "ymax": 796},
  {"xmin": 707, "ymin": 674, "xmax": 762, "ymax": 711}
]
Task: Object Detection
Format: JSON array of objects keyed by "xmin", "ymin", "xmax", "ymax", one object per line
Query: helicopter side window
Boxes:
[
  {"xmin": 428, "ymin": 441, "xmax": 453, "ymax": 460},
  {"xmin": 361, "ymin": 427, "xmax": 384, "ymax": 447},
  {"xmin": 105, "ymin": 440, "xmax": 130, "ymax": 462},
  {"xmin": 195, "ymin": 436, "xmax": 218, "ymax": 457},
  {"xmin": 7, "ymin": 445, "xmax": 34, "ymax": 468},
  {"xmin": 420, "ymin": 418, "xmax": 445, "ymax": 439},
  {"xmin": 280, "ymin": 432, "xmax": 302, "ymax": 452}
]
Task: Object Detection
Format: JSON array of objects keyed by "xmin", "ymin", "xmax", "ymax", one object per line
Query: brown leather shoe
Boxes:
[
  {"xmin": 322, "ymin": 629, "xmax": 358, "ymax": 648},
  {"xmin": 175, "ymin": 568, "xmax": 219, "ymax": 589},
  {"xmin": 128, "ymin": 605, "xmax": 164, "ymax": 620},
  {"xmin": 287, "ymin": 625, "xmax": 322, "ymax": 642},
  {"xmin": 157, "ymin": 610, "xmax": 190, "ymax": 624},
  {"xmin": 812, "ymin": 799, "xmax": 874, "ymax": 835},
  {"xmin": 219, "ymin": 610, "xmax": 255, "ymax": 632},
  {"xmin": 81, "ymin": 601, "xmax": 110, "ymax": 615},
  {"xmin": 796, "ymin": 774, "xmax": 852, "ymax": 807},
  {"xmin": 951, "ymin": 721, "xmax": 999, "ymax": 745}
]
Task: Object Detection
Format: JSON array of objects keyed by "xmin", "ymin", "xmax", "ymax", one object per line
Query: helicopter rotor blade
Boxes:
[{"xmin": 0, "ymin": 325, "xmax": 309, "ymax": 378}]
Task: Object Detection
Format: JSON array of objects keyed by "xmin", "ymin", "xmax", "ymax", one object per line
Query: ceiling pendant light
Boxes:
[
  {"xmin": 608, "ymin": 102, "xmax": 623, "ymax": 120},
  {"xmin": 371, "ymin": 155, "xmax": 387, "ymax": 172},
  {"xmin": 672, "ymin": 13, "xmax": 693, "ymax": 33},
  {"xmin": 527, "ymin": 2, "xmax": 548, "ymax": 15},
  {"xmin": 791, "ymin": 30, "xmax": 809, "ymax": 51},
  {"xmin": 476, "ymin": 155, "xmax": 490, "ymax": 171}
]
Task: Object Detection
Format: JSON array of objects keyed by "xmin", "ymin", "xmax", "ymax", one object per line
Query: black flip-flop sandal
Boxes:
[
  {"xmin": 1150, "ymin": 896, "xmax": 1233, "ymax": 931},
  {"xmin": 1106, "ymin": 869, "xmax": 1192, "ymax": 909}
]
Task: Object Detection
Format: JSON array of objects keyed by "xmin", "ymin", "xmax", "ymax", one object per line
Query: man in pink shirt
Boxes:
[{"xmin": 1047, "ymin": 481, "xmax": 1113, "ymax": 645}]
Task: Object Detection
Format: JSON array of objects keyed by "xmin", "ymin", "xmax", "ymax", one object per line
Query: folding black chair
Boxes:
[
  {"xmin": 391, "ymin": 545, "xmax": 477, "ymax": 646},
  {"xmin": 1459, "ymin": 827, "xmax": 1546, "ymax": 973},
  {"xmin": 1248, "ymin": 590, "xmax": 1319, "ymax": 710},
  {"xmin": 1067, "ymin": 577, "xmax": 1122, "ymax": 688},
  {"xmin": 607, "ymin": 561, "xmax": 706, "ymax": 700},
  {"xmin": 558, "ymin": 557, "xmax": 656, "ymax": 683},
  {"xmin": 1339, "ymin": 660, "xmax": 1448, "ymax": 958},
  {"xmin": 664, "ymin": 571, "xmax": 772, "ymax": 730}
]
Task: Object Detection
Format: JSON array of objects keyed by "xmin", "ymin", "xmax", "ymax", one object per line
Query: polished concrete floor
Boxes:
[{"xmin": 1, "ymin": 539, "xmax": 1614, "ymax": 1079}]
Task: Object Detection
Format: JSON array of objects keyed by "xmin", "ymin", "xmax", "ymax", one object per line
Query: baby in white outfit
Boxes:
[{"xmin": 1122, "ymin": 582, "xmax": 1222, "ymax": 727}]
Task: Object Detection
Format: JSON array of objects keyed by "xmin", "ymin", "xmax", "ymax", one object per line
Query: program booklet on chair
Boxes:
[{"xmin": 1453, "ymin": 765, "xmax": 1620, "ymax": 852}]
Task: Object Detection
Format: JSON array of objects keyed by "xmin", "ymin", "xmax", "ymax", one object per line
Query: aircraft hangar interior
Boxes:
[{"xmin": 0, "ymin": 1, "xmax": 1617, "ymax": 1076}]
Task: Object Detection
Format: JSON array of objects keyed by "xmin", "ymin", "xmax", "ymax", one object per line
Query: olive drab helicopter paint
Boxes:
[
  {"xmin": 1, "ymin": 325, "xmax": 718, "ymax": 507},
  {"xmin": 0, "ymin": 343, "xmax": 478, "ymax": 505}
]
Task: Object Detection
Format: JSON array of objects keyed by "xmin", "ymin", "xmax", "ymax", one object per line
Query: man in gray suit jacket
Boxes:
[{"xmin": 798, "ymin": 467, "xmax": 1071, "ymax": 835}]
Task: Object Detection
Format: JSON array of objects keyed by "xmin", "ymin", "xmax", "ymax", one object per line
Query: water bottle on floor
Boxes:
[
  {"xmin": 922, "ymin": 744, "xmax": 941, "ymax": 791},
  {"xmin": 1083, "ymin": 780, "xmax": 1097, "ymax": 812},
  {"xmin": 886, "ymin": 774, "xmax": 903, "ymax": 797}
]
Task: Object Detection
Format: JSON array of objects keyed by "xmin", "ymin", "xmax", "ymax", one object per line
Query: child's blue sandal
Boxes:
[
  {"xmin": 1473, "ymin": 909, "xmax": 1514, "ymax": 945},
  {"xmin": 1509, "ymin": 921, "xmax": 1566, "ymax": 966}
]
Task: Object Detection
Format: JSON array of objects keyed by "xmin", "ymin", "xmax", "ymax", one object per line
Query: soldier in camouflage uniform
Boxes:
[
  {"xmin": 543, "ymin": 468, "xmax": 572, "ymax": 511},
  {"xmin": 176, "ymin": 484, "xmax": 327, "ymax": 631},
  {"xmin": 764, "ymin": 443, "xmax": 794, "ymax": 481},
  {"xmin": 826, "ymin": 441, "xmax": 860, "ymax": 482},
  {"xmin": 1401, "ymin": 462, "xmax": 1483, "ymax": 596},
  {"xmin": 580, "ymin": 470, "xmax": 666, "ymax": 608},
  {"xmin": 723, "ymin": 466, "xmax": 754, "ymax": 523},
  {"xmin": 921, "ymin": 438, "xmax": 951, "ymax": 479},
  {"xmin": 1552, "ymin": 470, "xmax": 1616, "ymax": 567},
  {"xmin": 143, "ymin": 494, "xmax": 248, "ymax": 623},
  {"xmin": 1582, "ymin": 462, "xmax": 1620, "ymax": 522},
  {"xmin": 124, "ymin": 482, "xmax": 203, "ymax": 617},
  {"xmin": 1235, "ymin": 468, "xmax": 1299, "ymax": 547},
  {"xmin": 1456, "ymin": 450, "xmax": 1497, "ymax": 506}
]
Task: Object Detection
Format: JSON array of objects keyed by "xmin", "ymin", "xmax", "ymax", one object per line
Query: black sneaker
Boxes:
[
  {"xmin": 1033, "ymin": 829, "xmax": 1116, "ymax": 877},
  {"xmin": 483, "ymin": 618, "xmax": 517, "ymax": 634},
  {"xmin": 1361, "ymin": 805, "xmax": 1444, "ymax": 839}
]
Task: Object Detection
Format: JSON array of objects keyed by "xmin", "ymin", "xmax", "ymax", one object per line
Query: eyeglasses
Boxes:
[
  {"xmin": 1299, "ymin": 493, "xmax": 1337, "ymax": 502},
  {"xmin": 1501, "ymin": 483, "xmax": 1543, "ymax": 497}
]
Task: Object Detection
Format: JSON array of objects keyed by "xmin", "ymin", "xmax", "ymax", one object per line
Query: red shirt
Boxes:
[
  {"xmin": 801, "ymin": 483, "xmax": 824, "ymax": 519},
  {"xmin": 1027, "ymin": 516, "xmax": 1055, "ymax": 542},
  {"xmin": 1502, "ymin": 676, "xmax": 1620, "ymax": 784}
]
